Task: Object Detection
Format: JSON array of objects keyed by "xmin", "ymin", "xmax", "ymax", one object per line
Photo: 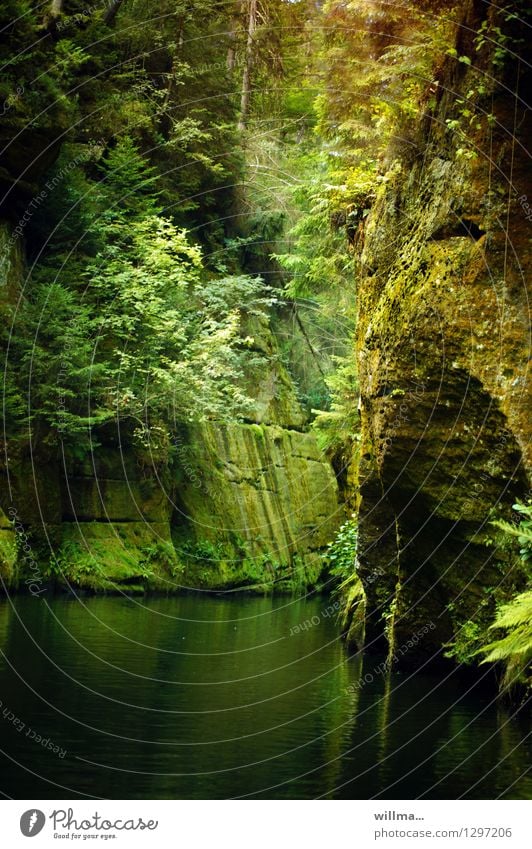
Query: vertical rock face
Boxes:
[
  {"xmin": 174, "ymin": 422, "xmax": 340, "ymax": 591},
  {"xmin": 171, "ymin": 319, "xmax": 340, "ymax": 591},
  {"xmin": 350, "ymin": 2, "xmax": 531, "ymax": 654},
  {"xmin": 51, "ymin": 318, "xmax": 339, "ymax": 592},
  {"xmin": 49, "ymin": 378, "xmax": 340, "ymax": 592}
]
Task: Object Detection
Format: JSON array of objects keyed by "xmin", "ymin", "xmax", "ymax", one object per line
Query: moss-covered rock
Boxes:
[
  {"xmin": 0, "ymin": 508, "xmax": 16, "ymax": 588},
  {"xmin": 172, "ymin": 422, "xmax": 340, "ymax": 592},
  {"xmin": 345, "ymin": 1, "xmax": 531, "ymax": 661},
  {"xmin": 51, "ymin": 521, "xmax": 182, "ymax": 593}
]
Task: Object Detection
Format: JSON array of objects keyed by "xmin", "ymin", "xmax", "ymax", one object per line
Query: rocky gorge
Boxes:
[{"xmin": 0, "ymin": 0, "xmax": 530, "ymax": 696}]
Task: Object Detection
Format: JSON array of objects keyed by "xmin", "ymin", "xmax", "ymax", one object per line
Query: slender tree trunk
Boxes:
[
  {"xmin": 227, "ymin": 18, "xmax": 237, "ymax": 72},
  {"xmin": 163, "ymin": 15, "xmax": 186, "ymax": 112},
  {"xmin": 44, "ymin": 0, "xmax": 62, "ymax": 28},
  {"xmin": 104, "ymin": 0, "xmax": 126, "ymax": 27},
  {"xmin": 238, "ymin": 0, "xmax": 257, "ymax": 131},
  {"xmin": 226, "ymin": 0, "xmax": 245, "ymax": 71},
  {"xmin": 227, "ymin": 35, "xmax": 236, "ymax": 71},
  {"xmin": 294, "ymin": 308, "xmax": 327, "ymax": 380}
]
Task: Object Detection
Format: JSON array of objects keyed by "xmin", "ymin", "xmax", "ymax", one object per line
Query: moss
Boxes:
[
  {"xmin": 248, "ymin": 423, "xmax": 266, "ymax": 441},
  {"xmin": 0, "ymin": 529, "xmax": 17, "ymax": 587},
  {"xmin": 173, "ymin": 531, "xmax": 325, "ymax": 594},
  {"xmin": 173, "ymin": 420, "xmax": 340, "ymax": 592},
  {"xmin": 49, "ymin": 522, "xmax": 182, "ymax": 592}
]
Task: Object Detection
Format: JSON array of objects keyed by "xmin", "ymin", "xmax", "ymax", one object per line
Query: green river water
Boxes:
[{"xmin": 0, "ymin": 594, "xmax": 529, "ymax": 799}]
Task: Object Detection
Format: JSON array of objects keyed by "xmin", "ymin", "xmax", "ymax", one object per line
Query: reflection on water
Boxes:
[{"xmin": 0, "ymin": 594, "xmax": 529, "ymax": 799}]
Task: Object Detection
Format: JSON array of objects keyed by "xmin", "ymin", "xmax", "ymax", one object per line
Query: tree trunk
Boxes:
[
  {"xmin": 226, "ymin": 0, "xmax": 245, "ymax": 71},
  {"xmin": 227, "ymin": 33, "xmax": 236, "ymax": 72},
  {"xmin": 44, "ymin": 0, "xmax": 62, "ymax": 28},
  {"xmin": 237, "ymin": 0, "xmax": 257, "ymax": 131},
  {"xmin": 104, "ymin": 0, "xmax": 126, "ymax": 27},
  {"xmin": 163, "ymin": 15, "xmax": 186, "ymax": 112}
]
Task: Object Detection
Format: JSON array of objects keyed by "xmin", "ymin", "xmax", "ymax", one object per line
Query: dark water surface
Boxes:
[{"xmin": 0, "ymin": 594, "xmax": 529, "ymax": 799}]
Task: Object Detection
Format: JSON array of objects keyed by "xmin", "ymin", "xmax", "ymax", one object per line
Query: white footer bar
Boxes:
[{"xmin": 1, "ymin": 799, "xmax": 529, "ymax": 848}]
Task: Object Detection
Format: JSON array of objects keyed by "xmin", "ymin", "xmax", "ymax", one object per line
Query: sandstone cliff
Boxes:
[{"xmin": 346, "ymin": 0, "xmax": 530, "ymax": 657}]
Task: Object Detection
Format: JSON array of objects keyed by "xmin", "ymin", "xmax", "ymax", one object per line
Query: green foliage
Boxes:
[
  {"xmin": 13, "ymin": 280, "xmax": 104, "ymax": 449},
  {"xmin": 324, "ymin": 518, "xmax": 365, "ymax": 634},
  {"xmin": 491, "ymin": 501, "xmax": 532, "ymax": 565},
  {"xmin": 48, "ymin": 536, "xmax": 181, "ymax": 587},
  {"xmin": 445, "ymin": 619, "xmax": 483, "ymax": 665},
  {"xmin": 325, "ymin": 518, "xmax": 358, "ymax": 580},
  {"xmin": 5, "ymin": 0, "xmax": 527, "ymax": 614},
  {"xmin": 474, "ymin": 11, "xmax": 522, "ymax": 71},
  {"xmin": 273, "ymin": 145, "xmax": 375, "ymax": 300},
  {"xmin": 475, "ymin": 502, "xmax": 532, "ymax": 690},
  {"xmin": 313, "ymin": 348, "xmax": 359, "ymax": 457},
  {"xmin": 48, "ymin": 542, "xmax": 99, "ymax": 581},
  {"xmin": 98, "ymin": 138, "xmax": 161, "ymax": 217},
  {"xmin": 6, "ymin": 138, "xmax": 271, "ymax": 458},
  {"xmin": 477, "ymin": 590, "xmax": 532, "ymax": 690},
  {"xmin": 176, "ymin": 538, "xmax": 228, "ymax": 564},
  {"xmin": 338, "ymin": 571, "xmax": 366, "ymax": 635},
  {"xmin": 317, "ymin": 1, "xmax": 456, "ymax": 154}
]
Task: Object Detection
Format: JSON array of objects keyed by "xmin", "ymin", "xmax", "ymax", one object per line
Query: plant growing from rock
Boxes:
[{"xmin": 476, "ymin": 502, "xmax": 532, "ymax": 693}]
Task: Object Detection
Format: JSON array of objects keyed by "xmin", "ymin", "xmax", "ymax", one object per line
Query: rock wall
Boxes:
[
  {"xmin": 174, "ymin": 422, "xmax": 340, "ymax": 591},
  {"xmin": 0, "ymin": 237, "xmax": 340, "ymax": 593},
  {"xmin": 53, "ymin": 317, "xmax": 339, "ymax": 592},
  {"xmin": 347, "ymin": 1, "xmax": 531, "ymax": 655}
]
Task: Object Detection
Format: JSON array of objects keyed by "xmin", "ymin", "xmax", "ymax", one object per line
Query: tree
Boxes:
[
  {"xmin": 238, "ymin": 0, "xmax": 258, "ymax": 130},
  {"xmin": 6, "ymin": 138, "xmax": 271, "ymax": 459}
]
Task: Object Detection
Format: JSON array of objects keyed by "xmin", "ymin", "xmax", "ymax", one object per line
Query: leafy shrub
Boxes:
[{"xmin": 325, "ymin": 518, "xmax": 358, "ymax": 579}]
